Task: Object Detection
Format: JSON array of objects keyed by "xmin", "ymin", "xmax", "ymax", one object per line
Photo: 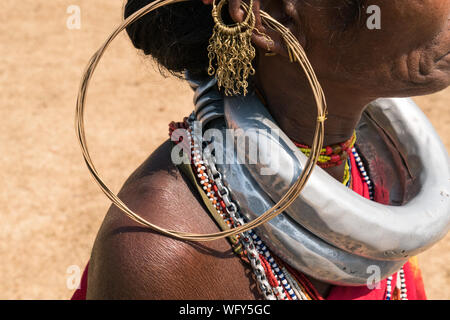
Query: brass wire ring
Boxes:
[
  {"xmin": 75, "ymin": 0, "xmax": 327, "ymax": 242},
  {"xmin": 211, "ymin": 0, "xmax": 255, "ymax": 33}
]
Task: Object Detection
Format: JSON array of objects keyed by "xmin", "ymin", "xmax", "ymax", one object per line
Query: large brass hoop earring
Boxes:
[
  {"xmin": 75, "ymin": 0, "xmax": 327, "ymax": 242},
  {"xmin": 207, "ymin": 0, "xmax": 256, "ymax": 96}
]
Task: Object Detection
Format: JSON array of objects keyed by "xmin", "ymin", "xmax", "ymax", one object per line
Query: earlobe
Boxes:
[
  {"xmin": 227, "ymin": 0, "xmax": 288, "ymax": 57},
  {"xmin": 228, "ymin": 0, "xmax": 246, "ymax": 23},
  {"xmin": 252, "ymin": 26, "xmax": 286, "ymax": 57},
  {"xmin": 251, "ymin": 9, "xmax": 289, "ymax": 58}
]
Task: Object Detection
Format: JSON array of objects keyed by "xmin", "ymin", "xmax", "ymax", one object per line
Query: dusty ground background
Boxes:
[{"xmin": 0, "ymin": 0, "xmax": 448, "ymax": 299}]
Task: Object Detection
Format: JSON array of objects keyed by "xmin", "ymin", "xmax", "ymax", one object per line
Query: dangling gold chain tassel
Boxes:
[{"xmin": 207, "ymin": 0, "xmax": 256, "ymax": 96}]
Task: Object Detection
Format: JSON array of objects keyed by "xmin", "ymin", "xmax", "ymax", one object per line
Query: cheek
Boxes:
[
  {"xmin": 371, "ymin": 0, "xmax": 449, "ymax": 45},
  {"xmin": 326, "ymin": 0, "xmax": 450, "ymax": 96},
  {"xmin": 387, "ymin": 1, "xmax": 450, "ymax": 94}
]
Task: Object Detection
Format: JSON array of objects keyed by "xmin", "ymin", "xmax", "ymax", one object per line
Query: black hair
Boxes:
[
  {"xmin": 124, "ymin": 0, "xmax": 364, "ymax": 79},
  {"xmin": 124, "ymin": 1, "xmax": 213, "ymax": 79}
]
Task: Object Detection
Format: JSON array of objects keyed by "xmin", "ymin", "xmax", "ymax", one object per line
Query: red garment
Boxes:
[
  {"xmin": 71, "ymin": 150, "xmax": 427, "ymax": 300},
  {"xmin": 326, "ymin": 258, "xmax": 426, "ymax": 300},
  {"xmin": 325, "ymin": 150, "xmax": 426, "ymax": 300},
  {"xmin": 71, "ymin": 262, "xmax": 88, "ymax": 300}
]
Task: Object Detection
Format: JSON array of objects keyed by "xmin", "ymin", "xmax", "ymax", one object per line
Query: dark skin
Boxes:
[
  {"xmin": 87, "ymin": 141, "xmax": 263, "ymax": 299},
  {"xmin": 87, "ymin": 0, "xmax": 450, "ymax": 299}
]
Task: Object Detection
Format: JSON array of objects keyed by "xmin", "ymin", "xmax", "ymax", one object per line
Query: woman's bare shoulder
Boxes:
[{"xmin": 86, "ymin": 140, "xmax": 258, "ymax": 299}]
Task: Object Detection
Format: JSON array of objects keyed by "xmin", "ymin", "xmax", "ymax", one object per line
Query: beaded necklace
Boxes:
[
  {"xmin": 351, "ymin": 147, "xmax": 407, "ymax": 300},
  {"xmin": 294, "ymin": 132, "xmax": 356, "ymax": 168},
  {"xmin": 169, "ymin": 117, "xmax": 407, "ymax": 300}
]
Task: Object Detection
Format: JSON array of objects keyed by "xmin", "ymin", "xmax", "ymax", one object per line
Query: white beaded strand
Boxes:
[
  {"xmin": 353, "ymin": 145, "xmax": 408, "ymax": 301},
  {"xmin": 250, "ymin": 231, "xmax": 299, "ymax": 300},
  {"xmin": 188, "ymin": 121, "xmax": 278, "ymax": 300},
  {"xmin": 399, "ymin": 267, "xmax": 408, "ymax": 300},
  {"xmin": 191, "ymin": 120, "xmax": 300, "ymax": 300},
  {"xmin": 386, "ymin": 275, "xmax": 393, "ymax": 300},
  {"xmin": 351, "ymin": 147, "xmax": 374, "ymax": 200}
]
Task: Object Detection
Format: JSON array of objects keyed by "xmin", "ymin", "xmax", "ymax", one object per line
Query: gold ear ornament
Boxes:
[{"xmin": 207, "ymin": 0, "xmax": 256, "ymax": 96}]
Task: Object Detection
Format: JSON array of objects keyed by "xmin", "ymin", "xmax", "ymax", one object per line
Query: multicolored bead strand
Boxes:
[
  {"xmin": 191, "ymin": 125, "xmax": 279, "ymax": 300},
  {"xmin": 295, "ymin": 132, "xmax": 356, "ymax": 168},
  {"xmin": 342, "ymin": 157, "xmax": 351, "ymax": 187},
  {"xmin": 250, "ymin": 231, "xmax": 298, "ymax": 300},
  {"xmin": 171, "ymin": 117, "xmax": 279, "ymax": 299},
  {"xmin": 385, "ymin": 267, "xmax": 408, "ymax": 300}
]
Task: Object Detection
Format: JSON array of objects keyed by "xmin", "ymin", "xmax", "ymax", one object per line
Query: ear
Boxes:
[{"xmin": 227, "ymin": 0, "xmax": 288, "ymax": 57}]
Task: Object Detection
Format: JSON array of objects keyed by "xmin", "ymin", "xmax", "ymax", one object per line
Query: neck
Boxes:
[
  {"xmin": 259, "ymin": 78, "xmax": 370, "ymax": 181},
  {"xmin": 255, "ymin": 61, "xmax": 374, "ymax": 295},
  {"xmin": 256, "ymin": 81, "xmax": 370, "ymax": 147}
]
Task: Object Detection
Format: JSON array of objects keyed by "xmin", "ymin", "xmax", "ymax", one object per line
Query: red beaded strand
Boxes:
[{"xmin": 294, "ymin": 132, "xmax": 356, "ymax": 168}]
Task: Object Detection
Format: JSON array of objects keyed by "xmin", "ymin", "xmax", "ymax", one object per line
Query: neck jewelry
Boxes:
[
  {"xmin": 170, "ymin": 105, "xmax": 408, "ymax": 300},
  {"xmin": 187, "ymin": 75, "xmax": 449, "ymax": 286}
]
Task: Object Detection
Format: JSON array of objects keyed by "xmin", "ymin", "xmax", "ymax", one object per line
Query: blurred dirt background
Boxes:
[{"xmin": 0, "ymin": 0, "xmax": 448, "ymax": 299}]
